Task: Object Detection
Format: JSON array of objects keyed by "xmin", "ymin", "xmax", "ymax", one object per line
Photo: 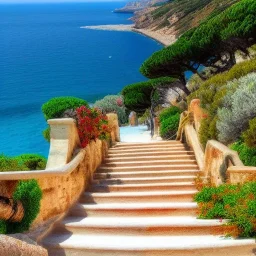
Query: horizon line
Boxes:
[{"xmin": 0, "ymin": 0, "xmax": 126, "ymax": 4}]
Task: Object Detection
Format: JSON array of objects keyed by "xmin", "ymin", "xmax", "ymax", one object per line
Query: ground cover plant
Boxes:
[{"xmin": 195, "ymin": 181, "xmax": 256, "ymax": 238}]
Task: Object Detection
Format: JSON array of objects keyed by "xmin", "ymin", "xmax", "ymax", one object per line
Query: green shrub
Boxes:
[
  {"xmin": 195, "ymin": 182, "xmax": 256, "ymax": 238},
  {"xmin": 243, "ymin": 117, "xmax": 256, "ymax": 148},
  {"xmin": 94, "ymin": 95, "xmax": 128, "ymax": 125},
  {"xmin": 231, "ymin": 140, "xmax": 256, "ymax": 166},
  {"xmin": 217, "ymin": 73, "xmax": 256, "ymax": 144},
  {"xmin": 42, "ymin": 96, "xmax": 88, "ymax": 120},
  {"xmin": 43, "ymin": 126, "xmax": 50, "ymax": 142},
  {"xmin": 159, "ymin": 106, "xmax": 181, "ymax": 140},
  {"xmin": 187, "ymin": 59, "xmax": 256, "ymax": 147},
  {"xmin": 0, "ymin": 154, "xmax": 46, "ymax": 172},
  {"xmin": 160, "ymin": 114, "xmax": 180, "ymax": 139},
  {"xmin": 15, "ymin": 154, "xmax": 47, "ymax": 170},
  {"xmin": 0, "ymin": 155, "xmax": 27, "ymax": 172},
  {"xmin": 0, "ymin": 221, "xmax": 6, "ymax": 234},
  {"xmin": 6, "ymin": 180, "xmax": 42, "ymax": 234},
  {"xmin": 159, "ymin": 106, "xmax": 182, "ymax": 122}
]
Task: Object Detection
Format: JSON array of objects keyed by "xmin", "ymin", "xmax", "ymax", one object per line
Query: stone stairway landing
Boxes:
[{"xmin": 41, "ymin": 141, "xmax": 255, "ymax": 256}]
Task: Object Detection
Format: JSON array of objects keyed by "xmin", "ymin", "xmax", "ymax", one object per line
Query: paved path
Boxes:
[{"xmin": 120, "ymin": 125, "xmax": 152, "ymax": 142}]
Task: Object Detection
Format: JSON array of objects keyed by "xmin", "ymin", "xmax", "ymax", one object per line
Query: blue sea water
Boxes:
[{"xmin": 0, "ymin": 2, "xmax": 162, "ymax": 157}]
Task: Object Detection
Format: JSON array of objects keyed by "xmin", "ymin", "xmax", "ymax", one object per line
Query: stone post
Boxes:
[
  {"xmin": 107, "ymin": 113, "xmax": 120, "ymax": 142},
  {"xmin": 46, "ymin": 118, "xmax": 81, "ymax": 169},
  {"xmin": 129, "ymin": 111, "xmax": 138, "ymax": 126}
]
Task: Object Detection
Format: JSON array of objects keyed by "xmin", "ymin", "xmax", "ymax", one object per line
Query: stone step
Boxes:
[
  {"xmin": 43, "ymin": 234, "xmax": 256, "ymax": 256},
  {"xmin": 104, "ymin": 154, "xmax": 196, "ymax": 163},
  {"xmin": 81, "ymin": 190, "xmax": 197, "ymax": 203},
  {"xmin": 97, "ymin": 164, "xmax": 199, "ymax": 173},
  {"xmin": 94, "ymin": 169, "xmax": 200, "ymax": 179},
  {"xmin": 108, "ymin": 146, "xmax": 187, "ymax": 153},
  {"xmin": 69, "ymin": 202, "xmax": 198, "ymax": 217},
  {"xmin": 107, "ymin": 150, "xmax": 194, "ymax": 158},
  {"xmin": 90, "ymin": 182, "xmax": 196, "ymax": 192},
  {"xmin": 92, "ymin": 175, "xmax": 197, "ymax": 185},
  {"xmin": 102, "ymin": 159, "xmax": 197, "ymax": 168},
  {"xmin": 111, "ymin": 142, "xmax": 183, "ymax": 150},
  {"xmin": 113, "ymin": 141, "xmax": 182, "ymax": 147},
  {"xmin": 54, "ymin": 216, "xmax": 225, "ymax": 236}
]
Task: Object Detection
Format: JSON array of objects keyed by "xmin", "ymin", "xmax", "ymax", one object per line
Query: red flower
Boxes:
[{"xmin": 76, "ymin": 106, "xmax": 110, "ymax": 148}]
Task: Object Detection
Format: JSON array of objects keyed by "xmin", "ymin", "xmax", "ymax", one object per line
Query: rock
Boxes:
[{"xmin": 0, "ymin": 235, "xmax": 48, "ymax": 256}]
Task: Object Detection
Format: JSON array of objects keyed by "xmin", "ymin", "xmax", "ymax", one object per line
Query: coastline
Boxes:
[{"xmin": 81, "ymin": 24, "xmax": 175, "ymax": 47}]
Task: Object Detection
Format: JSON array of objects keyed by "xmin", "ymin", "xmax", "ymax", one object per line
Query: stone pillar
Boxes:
[
  {"xmin": 107, "ymin": 113, "xmax": 120, "ymax": 142},
  {"xmin": 129, "ymin": 111, "xmax": 138, "ymax": 126},
  {"xmin": 46, "ymin": 118, "xmax": 81, "ymax": 169}
]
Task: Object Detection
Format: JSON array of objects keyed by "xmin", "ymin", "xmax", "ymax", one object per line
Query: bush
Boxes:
[
  {"xmin": 42, "ymin": 96, "xmax": 88, "ymax": 120},
  {"xmin": 5, "ymin": 180, "xmax": 42, "ymax": 234},
  {"xmin": 0, "ymin": 155, "xmax": 27, "ymax": 172},
  {"xmin": 195, "ymin": 182, "xmax": 256, "ymax": 238},
  {"xmin": 15, "ymin": 154, "xmax": 47, "ymax": 170},
  {"xmin": 0, "ymin": 154, "xmax": 46, "ymax": 172},
  {"xmin": 76, "ymin": 106, "xmax": 110, "ymax": 148},
  {"xmin": 217, "ymin": 73, "xmax": 256, "ymax": 144},
  {"xmin": 186, "ymin": 59, "xmax": 256, "ymax": 147},
  {"xmin": 243, "ymin": 117, "xmax": 256, "ymax": 148},
  {"xmin": 159, "ymin": 106, "xmax": 182, "ymax": 123},
  {"xmin": 231, "ymin": 140, "xmax": 256, "ymax": 166},
  {"xmin": 159, "ymin": 106, "xmax": 181, "ymax": 140},
  {"xmin": 43, "ymin": 126, "xmax": 50, "ymax": 142},
  {"xmin": 0, "ymin": 221, "xmax": 6, "ymax": 234},
  {"xmin": 94, "ymin": 95, "xmax": 128, "ymax": 125},
  {"xmin": 160, "ymin": 113, "xmax": 180, "ymax": 139}
]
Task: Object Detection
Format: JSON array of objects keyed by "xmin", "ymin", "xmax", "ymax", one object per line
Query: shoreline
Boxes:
[{"xmin": 81, "ymin": 24, "xmax": 175, "ymax": 47}]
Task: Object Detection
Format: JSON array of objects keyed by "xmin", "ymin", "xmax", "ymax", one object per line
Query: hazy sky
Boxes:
[{"xmin": 0, "ymin": 0, "xmax": 126, "ymax": 3}]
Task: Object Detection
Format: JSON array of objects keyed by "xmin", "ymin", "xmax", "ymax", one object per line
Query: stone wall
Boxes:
[
  {"xmin": 177, "ymin": 100, "xmax": 256, "ymax": 186},
  {"xmin": 0, "ymin": 113, "xmax": 119, "ymax": 242},
  {"xmin": 34, "ymin": 139, "xmax": 108, "ymax": 226}
]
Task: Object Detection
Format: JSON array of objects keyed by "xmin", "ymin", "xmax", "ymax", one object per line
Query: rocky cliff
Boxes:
[{"xmin": 131, "ymin": 0, "xmax": 240, "ymax": 45}]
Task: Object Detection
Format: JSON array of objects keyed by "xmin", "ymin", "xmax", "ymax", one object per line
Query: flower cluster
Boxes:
[
  {"xmin": 116, "ymin": 97, "xmax": 123, "ymax": 107},
  {"xmin": 76, "ymin": 106, "xmax": 111, "ymax": 148}
]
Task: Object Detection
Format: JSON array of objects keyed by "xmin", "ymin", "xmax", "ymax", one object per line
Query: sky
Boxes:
[{"xmin": 0, "ymin": 0, "xmax": 126, "ymax": 3}]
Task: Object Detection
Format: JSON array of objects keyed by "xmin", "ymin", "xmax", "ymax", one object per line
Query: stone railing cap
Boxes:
[{"xmin": 47, "ymin": 118, "xmax": 76, "ymax": 125}]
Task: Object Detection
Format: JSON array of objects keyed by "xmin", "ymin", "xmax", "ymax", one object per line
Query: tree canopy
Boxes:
[
  {"xmin": 122, "ymin": 77, "xmax": 177, "ymax": 113},
  {"xmin": 140, "ymin": 0, "xmax": 256, "ymax": 80}
]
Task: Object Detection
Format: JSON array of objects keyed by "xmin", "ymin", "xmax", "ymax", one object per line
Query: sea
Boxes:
[{"xmin": 0, "ymin": 2, "xmax": 162, "ymax": 157}]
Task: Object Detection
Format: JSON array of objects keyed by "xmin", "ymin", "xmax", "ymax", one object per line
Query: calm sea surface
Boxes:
[{"xmin": 0, "ymin": 2, "xmax": 162, "ymax": 157}]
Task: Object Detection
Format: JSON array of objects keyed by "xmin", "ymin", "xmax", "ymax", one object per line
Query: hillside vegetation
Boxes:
[{"xmin": 134, "ymin": 0, "xmax": 239, "ymax": 38}]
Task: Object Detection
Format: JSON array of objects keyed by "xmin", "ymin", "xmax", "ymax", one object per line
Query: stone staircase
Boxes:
[{"xmin": 41, "ymin": 141, "xmax": 255, "ymax": 256}]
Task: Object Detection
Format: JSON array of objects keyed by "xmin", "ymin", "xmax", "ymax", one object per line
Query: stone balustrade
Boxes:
[
  {"xmin": 0, "ymin": 113, "xmax": 119, "ymax": 254},
  {"xmin": 177, "ymin": 99, "xmax": 256, "ymax": 185}
]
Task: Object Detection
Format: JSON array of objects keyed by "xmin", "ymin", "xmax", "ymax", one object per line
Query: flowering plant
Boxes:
[
  {"xmin": 76, "ymin": 106, "xmax": 111, "ymax": 148},
  {"xmin": 116, "ymin": 97, "xmax": 123, "ymax": 107}
]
